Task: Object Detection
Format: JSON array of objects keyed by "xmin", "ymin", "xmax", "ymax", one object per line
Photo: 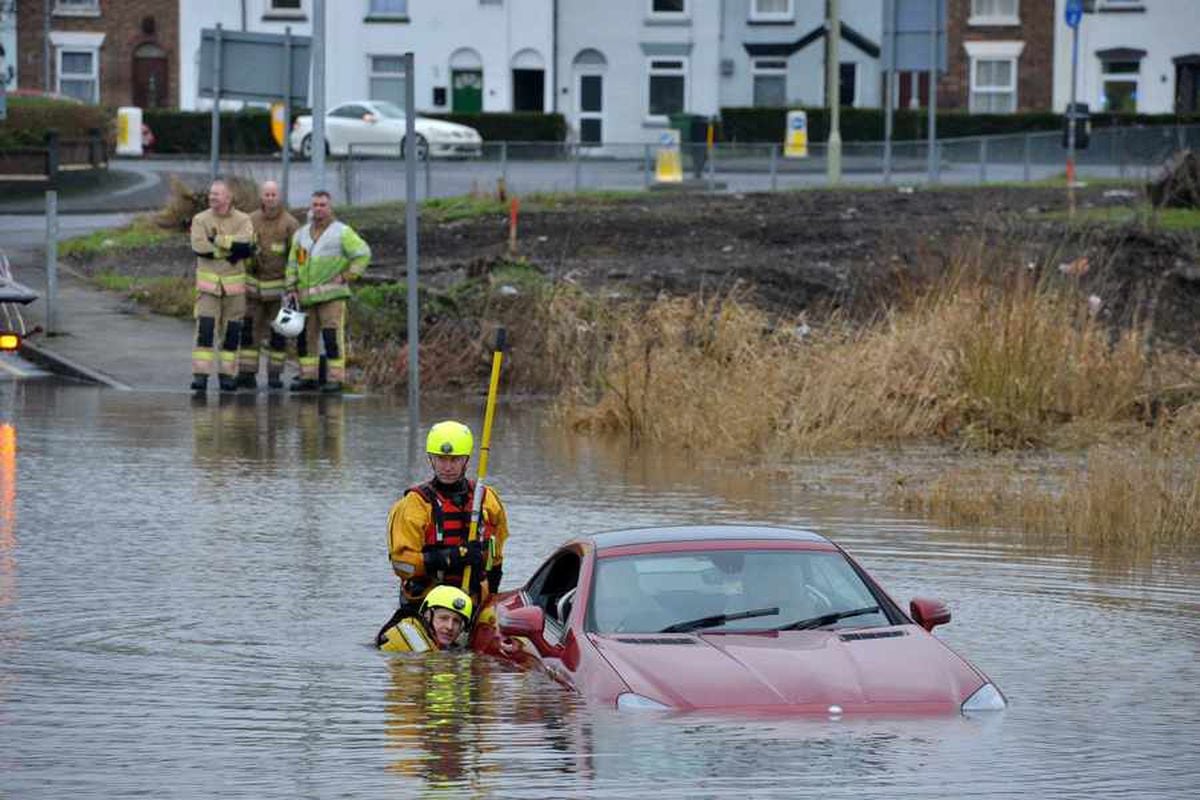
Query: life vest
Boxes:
[
  {"xmin": 405, "ymin": 479, "xmax": 497, "ymax": 548},
  {"xmin": 378, "ymin": 616, "xmax": 436, "ymax": 653}
]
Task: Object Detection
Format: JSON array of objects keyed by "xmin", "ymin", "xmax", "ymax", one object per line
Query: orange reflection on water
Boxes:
[{"xmin": 0, "ymin": 423, "xmax": 16, "ymax": 610}]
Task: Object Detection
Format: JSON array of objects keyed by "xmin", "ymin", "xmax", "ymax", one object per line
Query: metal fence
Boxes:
[{"xmin": 204, "ymin": 124, "xmax": 1200, "ymax": 207}]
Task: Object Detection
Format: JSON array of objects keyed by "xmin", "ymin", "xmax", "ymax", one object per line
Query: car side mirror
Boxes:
[
  {"xmin": 909, "ymin": 597, "xmax": 951, "ymax": 632},
  {"xmin": 499, "ymin": 605, "xmax": 561, "ymax": 657}
]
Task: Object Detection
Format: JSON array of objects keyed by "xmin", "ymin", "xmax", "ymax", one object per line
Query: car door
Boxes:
[
  {"xmin": 326, "ymin": 103, "xmax": 369, "ymax": 155},
  {"xmin": 519, "ymin": 547, "xmax": 584, "ymax": 688}
]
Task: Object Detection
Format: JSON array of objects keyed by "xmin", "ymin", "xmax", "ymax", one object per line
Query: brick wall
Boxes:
[
  {"xmin": 940, "ymin": 0, "xmax": 1055, "ymax": 111},
  {"xmin": 16, "ymin": 0, "xmax": 179, "ymax": 107}
]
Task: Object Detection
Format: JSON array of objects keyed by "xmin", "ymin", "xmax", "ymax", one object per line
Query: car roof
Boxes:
[{"xmin": 582, "ymin": 524, "xmax": 832, "ymax": 553}]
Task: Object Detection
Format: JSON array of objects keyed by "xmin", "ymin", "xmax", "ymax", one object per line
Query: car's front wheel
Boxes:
[
  {"xmin": 401, "ymin": 134, "xmax": 429, "ymax": 161},
  {"xmin": 299, "ymin": 135, "xmax": 330, "ymax": 160}
]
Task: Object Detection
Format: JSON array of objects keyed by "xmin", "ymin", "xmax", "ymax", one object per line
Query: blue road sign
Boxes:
[{"xmin": 1065, "ymin": 0, "xmax": 1083, "ymax": 28}]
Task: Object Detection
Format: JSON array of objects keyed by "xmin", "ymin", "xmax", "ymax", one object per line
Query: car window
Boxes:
[
  {"xmin": 372, "ymin": 101, "xmax": 406, "ymax": 119},
  {"xmin": 587, "ymin": 549, "xmax": 892, "ymax": 634},
  {"xmin": 331, "ymin": 104, "xmax": 368, "ymax": 119}
]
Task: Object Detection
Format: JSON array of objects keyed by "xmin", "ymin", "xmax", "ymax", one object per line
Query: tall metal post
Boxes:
[
  {"xmin": 209, "ymin": 24, "xmax": 223, "ymax": 183},
  {"xmin": 43, "ymin": 0, "xmax": 50, "ymax": 92},
  {"xmin": 281, "ymin": 27, "xmax": 292, "ymax": 206},
  {"xmin": 403, "ymin": 52, "xmax": 420, "ymax": 428},
  {"xmin": 927, "ymin": 0, "xmax": 939, "ymax": 184},
  {"xmin": 883, "ymin": 0, "xmax": 897, "ymax": 184},
  {"xmin": 825, "ymin": 0, "xmax": 841, "ymax": 185},
  {"xmin": 1067, "ymin": 20, "xmax": 1079, "ymax": 217},
  {"xmin": 769, "ymin": 143, "xmax": 778, "ymax": 191},
  {"xmin": 312, "ymin": 0, "xmax": 327, "ymax": 192},
  {"xmin": 44, "ymin": 188, "xmax": 58, "ymax": 334}
]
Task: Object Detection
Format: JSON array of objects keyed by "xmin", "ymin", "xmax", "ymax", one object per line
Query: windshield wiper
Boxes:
[
  {"xmin": 659, "ymin": 606, "xmax": 780, "ymax": 634},
  {"xmin": 775, "ymin": 605, "xmax": 881, "ymax": 631}
]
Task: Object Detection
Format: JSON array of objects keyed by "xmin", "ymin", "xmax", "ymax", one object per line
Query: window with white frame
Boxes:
[
  {"xmin": 1100, "ymin": 59, "xmax": 1139, "ymax": 112},
  {"xmin": 969, "ymin": 0, "xmax": 1019, "ymax": 26},
  {"xmin": 750, "ymin": 0, "xmax": 793, "ymax": 22},
  {"xmin": 58, "ymin": 49, "xmax": 99, "ymax": 102},
  {"xmin": 369, "ymin": 55, "xmax": 407, "ymax": 106},
  {"xmin": 752, "ymin": 59, "xmax": 787, "ymax": 107},
  {"xmin": 647, "ymin": 57, "xmax": 686, "ymax": 119},
  {"xmin": 964, "ymin": 41, "xmax": 1023, "ymax": 113},
  {"xmin": 368, "ymin": 0, "xmax": 408, "ymax": 15},
  {"xmin": 53, "ymin": 0, "xmax": 99, "ymax": 16},
  {"xmin": 269, "ymin": 0, "xmax": 302, "ymax": 11},
  {"xmin": 650, "ymin": 0, "xmax": 686, "ymax": 16}
]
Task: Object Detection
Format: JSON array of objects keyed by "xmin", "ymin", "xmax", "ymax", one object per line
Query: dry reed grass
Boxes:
[
  {"xmin": 560, "ymin": 258, "xmax": 1197, "ymax": 456},
  {"xmin": 155, "ymin": 175, "xmax": 260, "ymax": 230},
  {"xmin": 890, "ymin": 442, "xmax": 1200, "ymax": 556}
]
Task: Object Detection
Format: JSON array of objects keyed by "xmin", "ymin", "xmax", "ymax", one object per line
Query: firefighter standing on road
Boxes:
[
  {"xmin": 385, "ymin": 421, "xmax": 509, "ymax": 617},
  {"xmin": 239, "ymin": 180, "xmax": 300, "ymax": 390},
  {"xmin": 189, "ymin": 179, "xmax": 254, "ymax": 393},
  {"xmin": 284, "ymin": 190, "xmax": 371, "ymax": 393}
]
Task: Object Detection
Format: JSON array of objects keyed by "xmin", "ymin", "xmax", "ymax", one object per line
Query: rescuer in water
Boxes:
[{"xmin": 377, "ymin": 585, "xmax": 474, "ymax": 652}]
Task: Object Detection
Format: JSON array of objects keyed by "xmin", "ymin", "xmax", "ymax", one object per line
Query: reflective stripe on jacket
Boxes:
[{"xmin": 285, "ymin": 219, "xmax": 371, "ymax": 307}]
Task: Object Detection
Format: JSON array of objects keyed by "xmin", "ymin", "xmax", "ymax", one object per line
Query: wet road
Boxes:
[{"xmin": 1, "ymin": 382, "xmax": 1198, "ymax": 798}]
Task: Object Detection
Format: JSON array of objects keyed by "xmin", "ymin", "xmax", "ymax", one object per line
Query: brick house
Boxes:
[
  {"xmin": 16, "ymin": 0, "xmax": 178, "ymax": 108},
  {"xmin": 895, "ymin": 0, "xmax": 1055, "ymax": 113}
]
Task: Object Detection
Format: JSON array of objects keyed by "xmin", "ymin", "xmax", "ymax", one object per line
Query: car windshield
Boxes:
[
  {"xmin": 371, "ymin": 101, "xmax": 407, "ymax": 119},
  {"xmin": 588, "ymin": 549, "xmax": 891, "ymax": 635}
]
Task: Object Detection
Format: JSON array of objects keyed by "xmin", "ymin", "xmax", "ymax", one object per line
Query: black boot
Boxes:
[
  {"xmin": 190, "ymin": 373, "xmax": 208, "ymax": 392},
  {"xmin": 290, "ymin": 377, "xmax": 319, "ymax": 392},
  {"xmin": 219, "ymin": 375, "xmax": 239, "ymax": 393},
  {"xmin": 236, "ymin": 372, "xmax": 257, "ymax": 390},
  {"xmin": 267, "ymin": 371, "xmax": 283, "ymax": 390}
]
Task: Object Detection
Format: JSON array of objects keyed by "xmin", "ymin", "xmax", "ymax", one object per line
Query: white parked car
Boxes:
[{"xmin": 288, "ymin": 100, "xmax": 483, "ymax": 160}]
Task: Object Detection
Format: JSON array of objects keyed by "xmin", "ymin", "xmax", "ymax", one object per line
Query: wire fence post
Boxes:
[
  {"xmin": 44, "ymin": 187, "xmax": 58, "ymax": 334},
  {"xmin": 643, "ymin": 143, "xmax": 651, "ymax": 189},
  {"xmin": 1118, "ymin": 127, "xmax": 1127, "ymax": 180},
  {"xmin": 769, "ymin": 144, "xmax": 778, "ymax": 192},
  {"xmin": 1022, "ymin": 133, "xmax": 1031, "ymax": 183},
  {"xmin": 979, "ymin": 137, "xmax": 987, "ymax": 184},
  {"xmin": 424, "ymin": 151, "xmax": 432, "ymax": 199},
  {"xmin": 500, "ymin": 141, "xmax": 508, "ymax": 188},
  {"xmin": 343, "ymin": 149, "xmax": 353, "ymax": 205},
  {"xmin": 573, "ymin": 143, "xmax": 581, "ymax": 193}
]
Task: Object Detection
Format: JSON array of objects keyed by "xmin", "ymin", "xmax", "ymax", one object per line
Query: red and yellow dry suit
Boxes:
[{"xmin": 386, "ymin": 478, "xmax": 509, "ymax": 610}]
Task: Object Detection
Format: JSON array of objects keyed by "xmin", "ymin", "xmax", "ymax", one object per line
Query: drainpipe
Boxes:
[
  {"xmin": 551, "ymin": 0, "xmax": 558, "ymax": 113},
  {"xmin": 240, "ymin": 0, "xmax": 246, "ymax": 31}
]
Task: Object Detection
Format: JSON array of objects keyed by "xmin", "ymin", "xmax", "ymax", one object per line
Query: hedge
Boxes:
[
  {"xmin": 0, "ymin": 97, "xmax": 112, "ymax": 149},
  {"xmin": 142, "ymin": 109, "xmax": 277, "ymax": 154},
  {"xmin": 719, "ymin": 107, "xmax": 1200, "ymax": 143},
  {"xmin": 422, "ymin": 112, "xmax": 567, "ymax": 142}
]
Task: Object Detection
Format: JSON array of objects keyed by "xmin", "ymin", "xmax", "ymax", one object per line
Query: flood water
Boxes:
[{"xmin": 1, "ymin": 381, "xmax": 1198, "ymax": 799}]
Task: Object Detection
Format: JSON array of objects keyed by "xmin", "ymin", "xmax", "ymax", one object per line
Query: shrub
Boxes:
[
  {"xmin": 155, "ymin": 174, "xmax": 260, "ymax": 230},
  {"xmin": 421, "ymin": 112, "xmax": 567, "ymax": 142},
  {"xmin": 0, "ymin": 96, "xmax": 112, "ymax": 149},
  {"xmin": 141, "ymin": 109, "xmax": 276, "ymax": 154}
]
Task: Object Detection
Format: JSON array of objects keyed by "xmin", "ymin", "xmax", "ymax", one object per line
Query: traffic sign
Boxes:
[{"xmin": 1065, "ymin": 0, "xmax": 1083, "ymax": 28}]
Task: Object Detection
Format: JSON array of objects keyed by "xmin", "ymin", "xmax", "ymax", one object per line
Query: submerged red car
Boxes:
[{"xmin": 477, "ymin": 525, "xmax": 1006, "ymax": 714}]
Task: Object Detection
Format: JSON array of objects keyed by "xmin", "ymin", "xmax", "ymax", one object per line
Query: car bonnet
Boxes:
[{"xmin": 591, "ymin": 626, "xmax": 985, "ymax": 713}]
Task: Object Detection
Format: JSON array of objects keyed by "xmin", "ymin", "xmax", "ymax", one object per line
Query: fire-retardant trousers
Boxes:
[
  {"xmin": 296, "ymin": 299, "xmax": 346, "ymax": 383},
  {"xmin": 192, "ymin": 291, "xmax": 245, "ymax": 378},
  {"xmin": 238, "ymin": 296, "xmax": 288, "ymax": 378}
]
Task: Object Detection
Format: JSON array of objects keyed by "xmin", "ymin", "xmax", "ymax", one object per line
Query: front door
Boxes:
[
  {"xmin": 452, "ymin": 70, "xmax": 483, "ymax": 112},
  {"xmin": 578, "ymin": 73, "xmax": 603, "ymax": 146},
  {"xmin": 132, "ymin": 49, "xmax": 168, "ymax": 109},
  {"xmin": 1177, "ymin": 62, "xmax": 1200, "ymax": 113}
]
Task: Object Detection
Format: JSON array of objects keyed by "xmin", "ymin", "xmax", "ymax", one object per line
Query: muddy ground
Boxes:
[{"xmin": 70, "ymin": 184, "xmax": 1200, "ymax": 350}]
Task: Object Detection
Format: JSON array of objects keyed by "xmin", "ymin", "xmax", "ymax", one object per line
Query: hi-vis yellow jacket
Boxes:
[{"xmin": 285, "ymin": 219, "xmax": 370, "ymax": 307}]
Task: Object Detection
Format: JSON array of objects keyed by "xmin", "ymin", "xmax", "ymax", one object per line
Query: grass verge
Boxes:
[
  {"xmin": 93, "ymin": 272, "xmax": 194, "ymax": 317},
  {"xmin": 1041, "ymin": 203, "xmax": 1200, "ymax": 232},
  {"xmin": 60, "ymin": 218, "xmax": 176, "ymax": 258}
]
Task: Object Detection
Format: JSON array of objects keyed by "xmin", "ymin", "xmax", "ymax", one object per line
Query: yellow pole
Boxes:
[{"xmin": 462, "ymin": 327, "xmax": 506, "ymax": 595}]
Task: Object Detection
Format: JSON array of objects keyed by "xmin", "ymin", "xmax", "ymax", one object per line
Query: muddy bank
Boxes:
[{"xmin": 66, "ymin": 185, "xmax": 1200, "ymax": 347}]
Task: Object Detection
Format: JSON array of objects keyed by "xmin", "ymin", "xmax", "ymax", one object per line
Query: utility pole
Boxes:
[
  {"xmin": 825, "ymin": 0, "xmax": 841, "ymax": 185},
  {"xmin": 311, "ymin": 0, "xmax": 326, "ymax": 192},
  {"xmin": 403, "ymin": 52, "xmax": 420, "ymax": 439},
  {"xmin": 927, "ymin": 0, "xmax": 940, "ymax": 184},
  {"xmin": 1066, "ymin": 0, "xmax": 1083, "ymax": 218},
  {"xmin": 42, "ymin": 0, "xmax": 50, "ymax": 92}
]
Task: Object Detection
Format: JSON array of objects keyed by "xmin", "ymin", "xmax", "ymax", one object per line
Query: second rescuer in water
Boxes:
[{"xmin": 386, "ymin": 421, "xmax": 509, "ymax": 616}]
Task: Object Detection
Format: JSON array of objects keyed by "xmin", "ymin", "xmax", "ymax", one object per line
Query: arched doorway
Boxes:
[
  {"xmin": 572, "ymin": 49, "xmax": 607, "ymax": 146},
  {"xmin": 132, "ymin": 42, "xmax": 168, "ymax": 109},
  {"xmin": 449, "ymin": 48, "xmax": 483, "ymax": 113},
  {"xmin": 511, "ymin": 48, "xmax": 545, "ymax": 112}
]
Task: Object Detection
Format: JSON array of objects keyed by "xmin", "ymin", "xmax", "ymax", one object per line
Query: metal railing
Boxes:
[{"xmin": 203, "ymin": 124, "xmax": 1200, "ymax": 207}]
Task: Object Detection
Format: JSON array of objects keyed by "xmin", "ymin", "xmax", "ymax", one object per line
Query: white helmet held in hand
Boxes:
[{"xmin": 271, "ymin": 303, "xmax": 306, "ymax": 338}]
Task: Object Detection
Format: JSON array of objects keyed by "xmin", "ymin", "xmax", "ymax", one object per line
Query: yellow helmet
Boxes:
[
  {"xmin": 420, "ymin": 585, "xmax": 474, "ymax": 621},
  {"xmin": 426, "ymin": 420, "xmax": 473, "ymax": 457}
]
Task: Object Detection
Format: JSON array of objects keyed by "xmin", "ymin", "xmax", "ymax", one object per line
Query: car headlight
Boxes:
[
  {"xmin": 961, "ymin": 682, "xmax": 1007, "ymax": 713},
  {"xmin": 616, "ymin": 692, "xmax": 671, "ymax": 711}
]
